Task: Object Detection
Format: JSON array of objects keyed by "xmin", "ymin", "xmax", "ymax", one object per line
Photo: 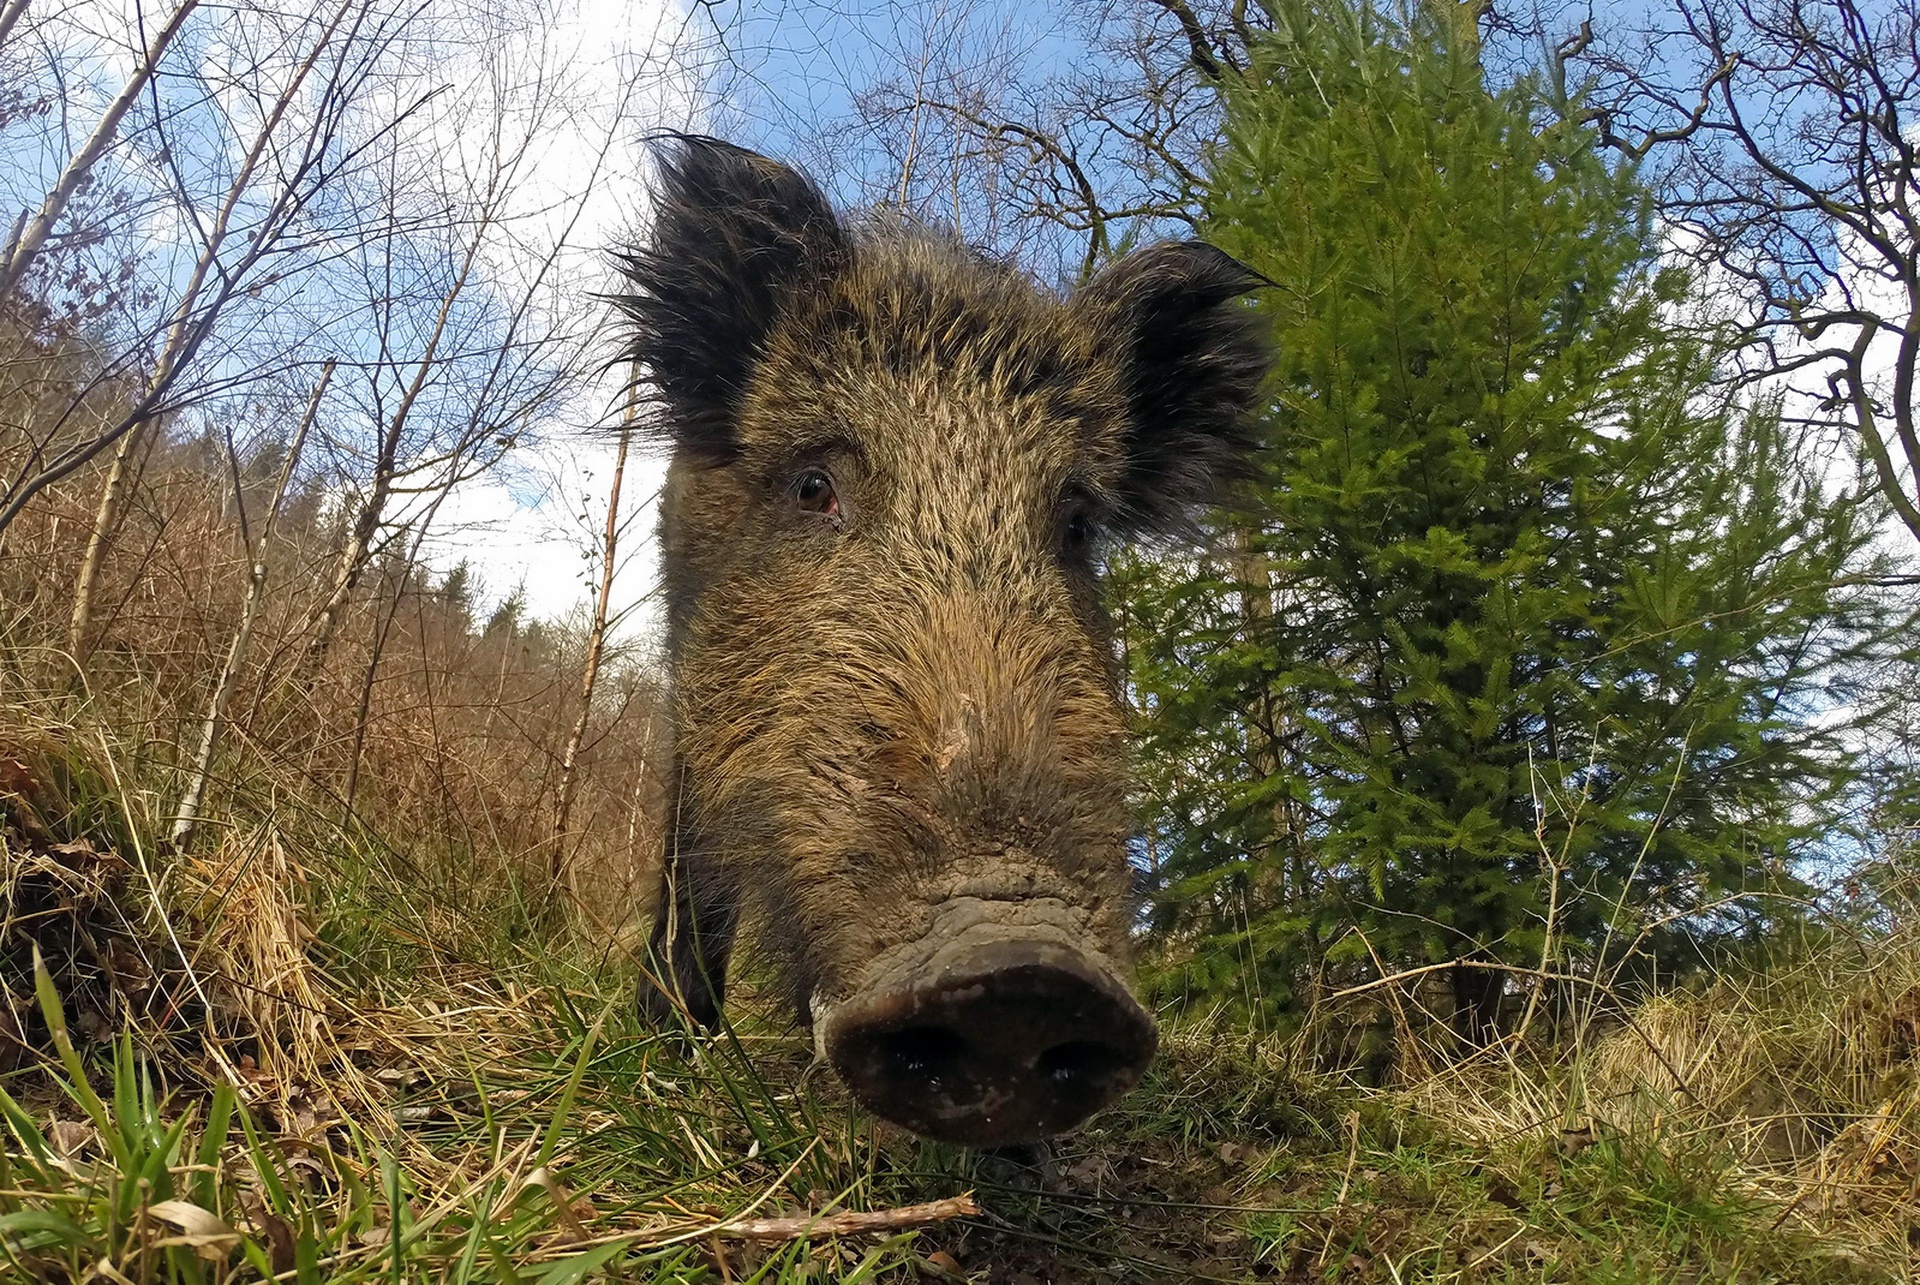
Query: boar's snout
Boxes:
[{"xmin": 823, "ymin": 934, "xmax": 1156, "ymax": 1146}]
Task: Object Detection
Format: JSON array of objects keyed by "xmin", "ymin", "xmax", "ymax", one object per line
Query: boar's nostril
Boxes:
[
  {"xmin": 1038, "ymin": 1039, "xmax": 1121, "ymax": 1084},
  {"xmin": 878, "ymin": 1026, "xmax": 969, "ymax": 1081},
  {"xmin": 824, "ymin": 938, "xmax": 1156, "ymax": 1147}
]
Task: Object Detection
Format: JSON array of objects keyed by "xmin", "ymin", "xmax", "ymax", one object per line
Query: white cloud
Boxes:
[
  {"xmin": 425, "ymin": 434, "xmax": 668, "ymax": 638},
  {"xmin": 400, "ymin": 0, "xmax": 704, "ymax": 631}
]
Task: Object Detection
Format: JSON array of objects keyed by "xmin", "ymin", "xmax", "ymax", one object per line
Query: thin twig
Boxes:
[
  {"xmin": 708, "ymin": 1194, "xmax": 981, "ymax": 1242},
  {"xmin": 1328, "ymin": 958, "xmax": 1584, "ymax": 1003}
]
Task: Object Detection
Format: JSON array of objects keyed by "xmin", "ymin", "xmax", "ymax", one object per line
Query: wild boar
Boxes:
[{"xmin": 617, "ymin": 136, "xmax": 1269, "ymax": 1145}]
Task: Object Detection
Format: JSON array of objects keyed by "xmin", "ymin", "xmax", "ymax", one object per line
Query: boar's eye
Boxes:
[
  {"xmin": 792, "ymin": 468, "xmax": 839, "ymax": 518},
  {"xmin": 1060, "ymin": 506, "xmax": 1093, "ymax": 556}
]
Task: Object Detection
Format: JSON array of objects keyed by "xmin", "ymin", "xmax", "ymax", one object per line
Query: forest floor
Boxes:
[{"xmin": 3, "ymin": 719, "xmax": 1918, "ymax": 1284}]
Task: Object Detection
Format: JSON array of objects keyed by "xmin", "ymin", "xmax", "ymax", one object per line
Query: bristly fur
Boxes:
[
  {"xmin": 1073, "ymin": 242, "xmax": 1273, "ymax": 537},
  {"xmin": 611, "ymin": 136, "xmax": 848, "ymax": 467},
  {"xmin": 622, "ymin": 138, "xmax": 1275, "ymax": 1032},
  {"xmin": 613, "ymin": 136, "xmax": 1270, "ymax": 524}
]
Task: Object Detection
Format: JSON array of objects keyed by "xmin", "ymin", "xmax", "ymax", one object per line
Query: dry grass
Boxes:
[
  {"xmin": 5, "ymin": 703, "xmax": 1915, "ymax": 1283},
  {"xmin": 3, "ymin": 440, "xmax": 1918, "ymax": 1279},
  {"xmin": 0, "ymin": 425, "xmax": 670, "ymax": 916},
  {"xmin": 1384, "ymin": 915, "xmax": 1920, "ymax": 1278}
]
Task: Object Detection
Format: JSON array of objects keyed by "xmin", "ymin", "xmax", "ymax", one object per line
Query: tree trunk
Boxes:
[
  {"xmin": 1450, "ymin": 959, "xmax": 1506, "ymax": 1047},
  {"xmin": 170, "ymin": 361, "xmax": 331, "ymax": 849},
  {"xmin": 300, "ymin": 468, "xmax": 390, "ymax": 685},
  {"xmin": 65, "ymin": 420, "xmax": 154, "ymax": 676},
  {"xmin": 0, "ymin": 0, "xmax": 202, "ymax": 301},
  {"xmin": 0, "ymin": 0, "xmax": 33, "ymax": 60},
  {"xmin": 339, "ymin": 544, "xmax": 409, "ymax": 822},
  {"xmin": 551, "ymin": 369, "xmax": 637, "ymax": 891}
]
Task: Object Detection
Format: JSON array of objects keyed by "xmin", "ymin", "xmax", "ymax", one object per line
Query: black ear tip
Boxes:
[
  {"xmin": 1174, "ymin": 240, "xmax": 1265, "ymax": 277},
  {"xmin": 1078, "ymin": 240, "xmax": 1271, "ymax": 312},
  {"xmin": 640, "ymin": 132, "xmax": 758, "ymax": 163},
  {"xmin": 1166, "ymin": 242, "xmax": 1275, "ymax": 295},
  {"xmin": 649, "ymin": 135, "xmax": 760, "ymax": 194},
  {"xmin": 1226, "ymin": 254, "xmax": 1279, "ymax": 293}
]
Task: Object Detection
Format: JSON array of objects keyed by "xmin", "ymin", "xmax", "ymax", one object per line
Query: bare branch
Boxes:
[
  {"xmin": 0, "ymin": 0, "xmax": 203, "ymax": 301},
  {"xmin": 702, "ymin": 1194, "xmax": 981, "ymax": 1243},
  {"xmin": 1569, "ymin": 0, "xmax": 1920, "ymax": 546},
  {"xmin": 1146, "ymin": 0, "xmax": 1227, "ymax": 81}
]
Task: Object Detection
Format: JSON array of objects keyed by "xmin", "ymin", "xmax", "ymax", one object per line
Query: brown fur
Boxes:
[{"xmin": 618, "ymin": 137, "xmax": 1269, "ymax": 1034}]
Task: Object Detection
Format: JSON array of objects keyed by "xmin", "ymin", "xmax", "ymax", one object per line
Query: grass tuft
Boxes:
[{"xmin": 3, "ymin": 701, "xmax": 1919, "ymax": 1280}]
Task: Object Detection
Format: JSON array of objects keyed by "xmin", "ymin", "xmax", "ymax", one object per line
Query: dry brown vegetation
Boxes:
[
  {"xmin": 6, "ymin": 0, "xmax": 1920, "ymax": 1278},
  {"xmin": 0, "ymin": 425, "xmax": 666, "ymax": 893}
]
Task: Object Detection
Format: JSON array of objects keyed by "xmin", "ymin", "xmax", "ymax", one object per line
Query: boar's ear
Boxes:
[
  {"xmin": 1076, "ymin": 241, "xmax": 1272, "ymax": 535},
  {"xmin": 613, "ymin": 137, "xmax": 848, "ymax": 465}
]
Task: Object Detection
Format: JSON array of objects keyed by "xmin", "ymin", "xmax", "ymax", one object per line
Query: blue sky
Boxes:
[
  {"xmin": 693, "ymin": 0, "xmax": 1088, "ymax": 194},
  {"xmin": 12, "ymin": 0, "xmax": 1885, "ymax": 634}
]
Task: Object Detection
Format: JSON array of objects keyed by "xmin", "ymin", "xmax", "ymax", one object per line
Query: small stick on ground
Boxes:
[{"xmin": 713, "ymin": 1194, "xmax": 980, "ymax": 1242}]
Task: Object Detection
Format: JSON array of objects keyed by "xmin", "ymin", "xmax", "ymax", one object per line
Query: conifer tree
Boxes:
[{"xmin": 1123, "ymin": 0, "xmax": 1906, "ymax": 1043}]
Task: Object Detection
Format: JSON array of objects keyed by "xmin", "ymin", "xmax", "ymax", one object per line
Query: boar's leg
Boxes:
[
  {"xmin": 638, "ymin": 765, "xmax": 737, "ymax": 1029},
  {"xmin": 638, "ymin": 849, "xmax": 735, "ymax": 1028}
]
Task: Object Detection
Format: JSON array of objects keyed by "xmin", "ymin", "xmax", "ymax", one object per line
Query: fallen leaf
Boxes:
[
  {"xmin": 46, "ymin": 1118, "xmax": 92, "ymax": 1158},
  {"xmin": 245, "ymin": 1198, "xmax": 296, "ymax": 1275},
  {"xmin": 88, "ymin": 1257, "xmax": 137, "ymax": 1285},
  {"xmin": 148, "ymin": 1199, "xmax": 240, "ymax": 1262},
  {"xmin": 1065, "ymin": 1155, "xmax": 1113, "ymax": 1187},
  {"xmin": 522, "ymin": 1165, "xmax": 596, "ymax": 1242},
  {"xmin": 1557, "ymin": 1125, "xmax": 1596, "ymax": 1157},
  {"xmin": 148, "ymin": 1199, "xmax": 232, "ymax": 1238},
  {"xmin": 0, "ymin": 755, "xmax": 38, "ymax": 795}
]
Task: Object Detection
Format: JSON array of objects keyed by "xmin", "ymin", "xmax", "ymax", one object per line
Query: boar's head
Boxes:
[{"xmin": 617, "ymin": 137, "xmax": 1270, "ymax": 1146}]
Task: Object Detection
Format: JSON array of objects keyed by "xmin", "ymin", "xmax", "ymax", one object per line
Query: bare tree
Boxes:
[
  {"xmin": 171, "ymin": 361, "xmax": 333, "ymax": 850},
  {"xmin": 293, "ymin": 10, "xmax": 650, "ymax": 683},
  {"xmin": 0, "ymin": 0, "xmax": 443, "ymax": 541},
  {"xmin": 62, "ymin": 0, "xmax": 386, "ymax": 670},
  {"xmin": 552, "ymin": 365, "xmax": 641, "ymax": 888},
  {"xmin": 1570, "ymin": 0, "xmax": 1920, "ymax": 543},
  {"xmin": 0, "ymin": 0, "xmax": 202, "ymax": 303}
]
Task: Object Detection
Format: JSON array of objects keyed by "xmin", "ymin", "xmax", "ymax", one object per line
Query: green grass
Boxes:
[
  {"xmin": 3, "ymin": 991, "xmax": 1904, "ymax": 1275},
  {"xmin": 3, "ymin": 714, "xmax": 1914, "ymax": 1283},
  {"xmin": 8, "ymin": 968, "xmax": 1901, "ymax": 1283}
]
